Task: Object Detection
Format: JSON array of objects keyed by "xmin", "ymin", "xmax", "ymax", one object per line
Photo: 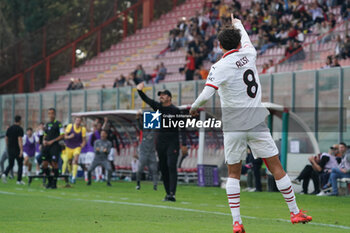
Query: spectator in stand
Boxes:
[
  {"xmin": 232, "ymin": 0, "xmax": 241, "ymax": 11},
  {"xmin": 188, "ymin": 36, "xmax": 201, "ymax": 55},
  {"xmin": 327, "ymin": 13, "xmax": 336, "ymax": 28},
  {"xmin": 309, "ymin": 3, "xmax": 324, "ymax": 24},
  {"xmin": 193, "ymin": 70, "xmax": 202, "ymax": 80},
  {"xmin": 195, "ymin": 43, "xmax": 209, "ymax": 67},
  {"xmin": 291, "ymin": 0, "xmax": 306, "ymax": 18},
  {"xmin": 155, "ymin": 63, "xmax": 167, "ymax": 84},
  {"xmin": 341, "ymin": 0, "xmax": 350, "ymax": 20},
  {"xmin": 75, "ymin": 78, "xmax": 84, "ymax": 90},
  {"xmin": 126, "ymin": 73, "xmax": 136, "ymax": 86},
  {"xmin": 293, "ymin": 41, "xmax": 306, "ymax": 61},
  {"xmin": 178, "ymin": 31, "xmax": 188, "ymax": 47},
  {"xmin": 150, "ymin": 65, "xmax": 160, "ymax": 81},
  {"xmin": 343, "ymin": 35, "xmax": 350, "ymax": 58},
  {"xmin": 335, "ymin": 35, "xmax": 345, "ymax": 59},
  {"xmin": 261, "ymin": 63, "xmax": 269, "ymax": 74},
  {"xmin": 322, "ymin": 55, "xmax": 333, "ymax": 69},
  {"xmin": 169, "ymin": 30, "xmax": 181, "ymax": 52},
  {"xmin": 296, "ymin": 29, "xmax": 305, "ymax": 43},
  {"xmin": 300, "ymin": 11, "xmax": 314, "ymax": 30},
  {"xmin": 256, "ymin": 30, "xmax": 269, "ymax": 51},
  {"xmin": 208, "ymin": 40, "xmax": 223, "ymax": 63},
  {"xmin": 185, "ymin": 51, "xmax": 195, "ymax": 81},
  {"xmin": 259, "ymin": 30, "xmax": 278, "ymax": 55},
  {"xmin": 318, "ymin": 21, "xmax": 332, "ymax": 44},
  {"xmin": 287, "ymin": 26, "xmax": 298, "ymax": 41},
  {"xmin": 113, "ymin": 75, "xmax": 126, "ymax": 88},
  {"xmin": 67, "ymin": 78, "xmax": 75, "ymax": 90},
  {"xmin": 266, "ymin": 59, "xmax": 275, "ymax": 74},
  {"xmin": 134, "ymin": 65, "xmax": 146, "ymax": 82},
  {"xmin": 198, "ymin": 63, "xmax": 209, "ymax": 79},
  {"xmin": 285, "ymin": 40, "xmax": 295, "ymax": 60},
  {"xmin": 332, "ymin": 56, "xmax": 341, "ymax": 67}
]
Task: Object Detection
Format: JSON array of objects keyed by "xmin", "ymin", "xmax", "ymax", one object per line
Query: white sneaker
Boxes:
[
  {"xmin": 1, "ymin": 174, "xmax": 7, "ymax": 183},
  {"xmin": 248, "ymin": 188, "xmax": 256, "ymax": 192},
  {"xmin": 316, "ymin": 190, "xmax": 328, "ymax": 196},
  {"xmin": 16, "ymin": 181, "xmax": 25, "ymax": 185}
]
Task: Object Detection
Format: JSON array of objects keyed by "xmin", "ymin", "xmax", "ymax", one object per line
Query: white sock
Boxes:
[
  {"xmin": 84, "ymin": 171, "xmax": 88, "ymax": 180},
  {"xmin": 23, "ymin": 166, "xmax": 27, "ymax": 176},
  {"xmin": 95, "ymin": 167, "xmax": 101, "ymax": 181},
  {"xmin": 276, "ymin": 174, "xmax": 299, "ymax": 215},
  {"xmin": 226, "ymin": 178, "xmax": 242, "ymax": 224}
]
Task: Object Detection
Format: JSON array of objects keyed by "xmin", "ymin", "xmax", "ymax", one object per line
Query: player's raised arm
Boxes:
[
  {"xmin": 136, "ymin": 82, "xmax": 161, "ymax": 111},
  {"xmin": 231, "ymin": 14, "xmax": 255, "ymax": 52},
  {"xmin": 190, "ymin": 66, "xmax": 221, "ymax": 116}
]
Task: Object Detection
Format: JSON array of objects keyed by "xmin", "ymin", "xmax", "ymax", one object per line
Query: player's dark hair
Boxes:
[
  {"xmin": 14, "ymin": 115, "xmax": 21, "ymax": 123},
  {"xmin": 27, "ymin": 127, "xmax": 33, "ymax": 131},
  {"xmin": 48, "ymin": 108, "xmax": 56, "ymax": 114},
  {"xmin": 339, "ymin": 142, "xmax": 347, "ymax": 148},
  {"xmin": 217, "ymin": 25, "xmax": 241, "ymax": 51}
]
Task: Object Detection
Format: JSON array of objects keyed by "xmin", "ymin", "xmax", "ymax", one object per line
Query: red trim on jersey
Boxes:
[
  {"xmin": 222, "ymin": 49, "xmax": 239, "ymax": 58},
  {"xmin": 205, "ymin": 83, "xmax": 218, "ymax": 90}
]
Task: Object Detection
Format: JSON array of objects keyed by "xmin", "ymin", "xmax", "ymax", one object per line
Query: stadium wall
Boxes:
[{"xmin": 0, "ymin": 67, "xmax": 349, "ymax": 153}]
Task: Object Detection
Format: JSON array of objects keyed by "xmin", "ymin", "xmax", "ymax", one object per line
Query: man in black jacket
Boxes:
[
  {"xmin": 2, "ymin": 116, "xmax": 24, "ymax": 184},
  {"xmin": 136, "ymin": 82, "xmax": 187, "ymax": 202}
]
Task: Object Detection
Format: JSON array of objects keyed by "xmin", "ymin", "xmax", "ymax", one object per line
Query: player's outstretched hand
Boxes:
[
  {"xmin": 189, "ymin": 108, "xmax": 199, "ymax": 117},
  {"xmin": 136, "ymin": 81, "xmax": 145, "ymax": 91},
  {"xmin": 231, "ymin": 13, "xmax": 241, "ymax": 25}
]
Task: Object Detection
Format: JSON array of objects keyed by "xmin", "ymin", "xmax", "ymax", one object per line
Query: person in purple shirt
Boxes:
[{"xmin": 23, "ymin": 128, "xmax": 39, "ymax": 177}]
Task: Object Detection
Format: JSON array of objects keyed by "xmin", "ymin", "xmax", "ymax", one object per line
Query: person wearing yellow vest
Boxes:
[{"xmin": 64, "ymin": 117, "xmax": 86, "ymax": 183}]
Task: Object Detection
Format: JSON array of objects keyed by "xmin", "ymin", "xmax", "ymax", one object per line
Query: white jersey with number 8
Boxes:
[{"xmin": 205, "ymin": 22, "xmax": 269, "ymax": 131}]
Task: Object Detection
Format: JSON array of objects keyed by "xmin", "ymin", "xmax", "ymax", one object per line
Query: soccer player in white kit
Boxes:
[{"xmin": 190, "ymin": 14, "xmax": 312, "ymax": 233}]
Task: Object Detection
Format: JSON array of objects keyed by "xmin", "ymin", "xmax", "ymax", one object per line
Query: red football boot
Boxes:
[
  {"xmin": 290, "ymin": 209, "xmax": 312, "ymax": 224},
  {"xmin": 233, "ymin": 221, "xmax": 245, "ymax": 233}
]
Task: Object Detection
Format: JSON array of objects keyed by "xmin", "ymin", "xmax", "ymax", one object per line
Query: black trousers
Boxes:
[
  {"xmin": 4, "ymin": 149, "xmax": 23, "ymax": 182},
  {"xmin": 296, "ymin": 165, "xmax": 320, "ymax": 193},
  {"xmin": 185, "ymin": 69, "xmax": 194, "ymax": 81},
  {"xmin": 253, "ymin": 158, "xmax": 263, "ymax": 191},
  {"xmin": 156, "ymin": 139, "xmax": 179, "ymax": 196}
]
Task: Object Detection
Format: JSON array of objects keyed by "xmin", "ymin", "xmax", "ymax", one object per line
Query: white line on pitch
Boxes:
[{"xmin": 1, "ymin": 191, "xmax": 350, "ymax": 230}]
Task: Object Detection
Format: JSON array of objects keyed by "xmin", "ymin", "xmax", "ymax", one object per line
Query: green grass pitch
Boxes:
[{"xmin": 0, "ymin": 179, "xmax": 349, "ymax": 233}]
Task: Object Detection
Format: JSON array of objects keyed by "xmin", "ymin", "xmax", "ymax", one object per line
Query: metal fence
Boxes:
[{"xmin": 0, "ymin": 67, "xmax": 349, "ymax": 152}]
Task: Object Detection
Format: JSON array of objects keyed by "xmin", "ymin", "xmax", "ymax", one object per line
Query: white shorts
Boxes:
[
  {"xmin": 224, "ymin": 122, "xmax": 279, "ymax": 165},
  {"xmin": 85, "ymin": 152, "xmax": 95, "ymax": 164},
  {"xmin": 108, "ymin": 148, "xmax": 116, "ymax": 161},
  {"xmin": 23, "ymin": 153, "xmax": 36, "ymax": 164},
  {"xmin": 79, "ymin": 153, "xmax": 87, "ymax": 164}
]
